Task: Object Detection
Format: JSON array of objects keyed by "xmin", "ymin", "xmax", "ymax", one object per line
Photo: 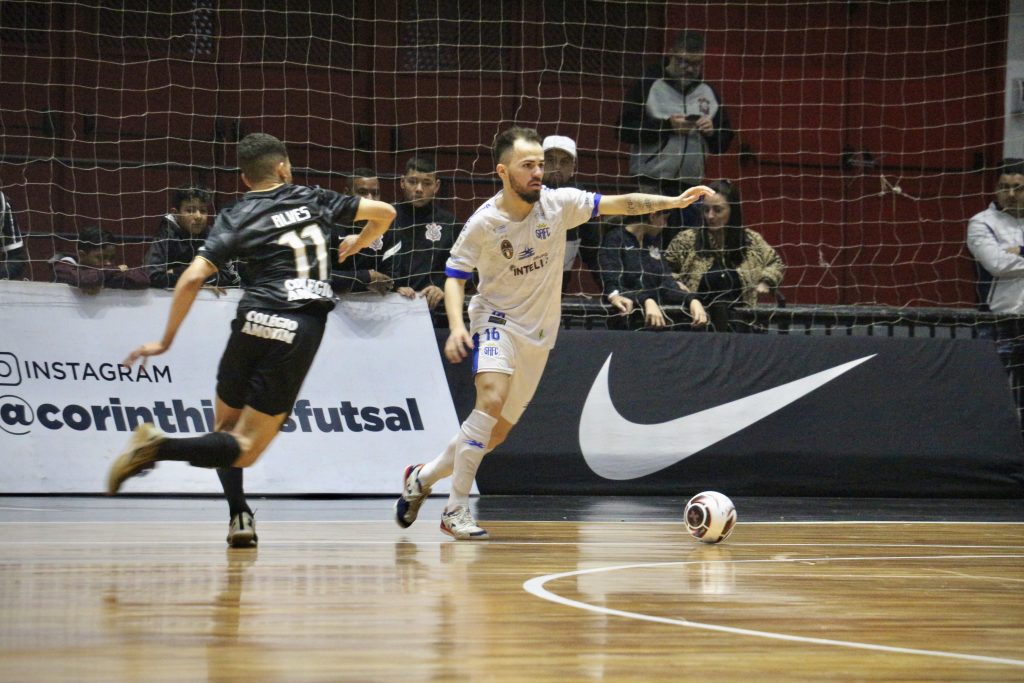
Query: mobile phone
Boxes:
[{"xmin": 685, "ymin": 114, "xmax": 701, "ymax": 122}]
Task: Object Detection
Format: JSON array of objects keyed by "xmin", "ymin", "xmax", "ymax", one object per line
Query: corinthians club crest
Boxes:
[
  {"xmin": 500, "ymin": 239, "xmax": 514, "ymax": 259},
  {"xmin": 423, "ymin": 222, "xmax": 443, "ymax": 242}
]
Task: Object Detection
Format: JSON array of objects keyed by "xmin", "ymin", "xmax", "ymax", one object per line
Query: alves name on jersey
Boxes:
[{"xmin": 200, "ymin": 185, "xmax": 360, "ymax": 313}]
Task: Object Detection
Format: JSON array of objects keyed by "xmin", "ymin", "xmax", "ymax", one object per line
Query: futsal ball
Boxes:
[{"xmin": 685, "ymin": 491, "xmax": 737, "ymax": 544}]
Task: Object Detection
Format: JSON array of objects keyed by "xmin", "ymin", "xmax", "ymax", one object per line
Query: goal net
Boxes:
[{"xmin": 0, "ymin": 0, "xmax": 1017, "ymax": 331}]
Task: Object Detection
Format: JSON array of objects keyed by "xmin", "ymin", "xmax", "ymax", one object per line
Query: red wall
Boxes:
[{"xmin": 0, "ymin": 0, "xmax": 1008, "ymax": 306}]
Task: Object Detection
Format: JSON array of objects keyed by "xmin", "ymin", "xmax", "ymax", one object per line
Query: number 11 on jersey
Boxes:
[{"xmin": 278, "ymin": 225, "xmax": 328, "ymax": 280}]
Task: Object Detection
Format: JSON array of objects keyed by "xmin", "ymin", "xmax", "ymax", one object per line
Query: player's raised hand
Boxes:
[
  {"xmin": 337, "ymin": 234, "xmax": 361, "ymax": 264},
  {"xmin": 677, "ymin": 185, "xmax": 715, "ymax": 208},
  {"xmin": 444, "ymin": 327, "xmax": 474, "ymax": 363},
  {"xmin": 122, "ymin": 341, "xmax": 168, "ymax": 368}
]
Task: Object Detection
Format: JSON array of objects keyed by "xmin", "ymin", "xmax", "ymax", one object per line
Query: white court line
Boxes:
[
  {"xmin": 503, "ymin": 524, "xmax": 1024, "ymax": 528},
  {"xmin": 0, "ymin": 506, "xmax": 57, "ymax": 512},
  {"xmin": 1, "ymin": 540, "xmax": 1023, "ymax": 553},
  {"xmin": 0, "ymin": 524, "xmax": 1019, "ymax": 528},
  {"xmin": 523, "ymin": 554, "xmax": 1024, "ymax": 669}
]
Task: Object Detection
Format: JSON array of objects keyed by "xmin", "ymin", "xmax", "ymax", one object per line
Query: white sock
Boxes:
[
  {"xmin": 418, "ymin": 433, "xmax": 458, "ymax": 488},
  {"xmin": 446, "ymin": 410, "xmax": 497, "ymax": 510}
]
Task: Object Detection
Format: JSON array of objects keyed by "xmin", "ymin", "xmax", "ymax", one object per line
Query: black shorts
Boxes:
[{"xmin": 216, "ymin": 308, "xmax": 327, "ymax": 416}]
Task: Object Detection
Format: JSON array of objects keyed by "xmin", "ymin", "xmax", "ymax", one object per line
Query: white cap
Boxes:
[{"xmin": 542, "ymin": 135, "xmax": 577, "ymax": 159}]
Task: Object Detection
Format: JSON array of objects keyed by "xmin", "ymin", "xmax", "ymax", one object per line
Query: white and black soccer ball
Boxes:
[{"xmin": 684, "ymin": 491, "xmax": 737, "ymax": 544}]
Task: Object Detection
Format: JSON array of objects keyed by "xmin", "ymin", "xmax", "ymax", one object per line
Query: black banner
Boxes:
[{"xmin": 440, "ymin": 331, "xmax": 1024, "ymax": 497}]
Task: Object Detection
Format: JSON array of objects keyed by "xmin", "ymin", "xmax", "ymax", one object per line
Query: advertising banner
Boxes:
[
  {"xmin": 0, "ymin": 282, "xmax": 460, "ymax": 494},
  {"xmin": 468, "ymin": 330, "xmax": 1024, "ymax": 497}
]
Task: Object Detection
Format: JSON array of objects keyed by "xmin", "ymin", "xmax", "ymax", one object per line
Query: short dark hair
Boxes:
[
  {"xmin": 350, "ymin": 167, "xmax": 377, "ymax": 180},
  {"xmin": 405, "ymin": 155, "xmax": 436, "ymax": 175},
  {"xmin": 492, "ymin": 126, "xmax": 542, "ymax": 166},
  {"xmin": 671, "ymin": 31, "xmax": 705, "ymax": 53},
  {"xmin": 610, "ymin": 210, "xmax": 669, "ymax": 228},
  {"xmin": 999, "ymin": 158, "xmax": 1024, "ymax": 177},
  {"xmin": 78, "ymin": 226, "xmax": 112, "ymax": 253},
  {"xmin": 237, "ymin": 133, "xmax": 289, "ymax": 183},
  {"xmin": 172, "ymin": 185, "xmax": 212, "ymax": 209}
]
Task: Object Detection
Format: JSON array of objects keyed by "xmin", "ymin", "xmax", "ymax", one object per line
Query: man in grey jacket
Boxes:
[
  {"xmin": 617, "ymin": 30, "xmax": 734, "ymax": 241},
  {"xmin": 967, "ymin": 158, "xmax": 1024, "ymax": 432}
]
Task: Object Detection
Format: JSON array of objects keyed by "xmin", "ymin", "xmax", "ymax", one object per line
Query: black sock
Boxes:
[
  {"xmin": 155, "ymin": 432, "xmax": 241, "ymax": 469},
  {"xmin": 217, "ymin": 467, "xmax": 252, "ymax": 518}
]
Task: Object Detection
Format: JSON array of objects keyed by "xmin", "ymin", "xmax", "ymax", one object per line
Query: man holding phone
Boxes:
[{"xmin": 617, "ymin": 30, "xmax": 734, "ymax": 240}]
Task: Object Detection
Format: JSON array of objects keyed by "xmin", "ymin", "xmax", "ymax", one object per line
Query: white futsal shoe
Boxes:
[
  {"xmin": 394, "ymin": 464, "xmax": 432, "ymax": 528},
  {"xmin": 440, "ymin": 505, "xmax": 489, "ymax": 541}
]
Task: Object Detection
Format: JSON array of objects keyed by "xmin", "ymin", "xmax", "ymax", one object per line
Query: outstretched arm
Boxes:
[
  {"xmin": 598, "ymin": 185, "xmax": 715, "ymax": 217},
  {"xmin": 339, "ymin": 199, "xmax": 396, "ymax": 263},
  {"xmin": 123, "ymin": 256, "xmax": 217, "ymax": 366}
]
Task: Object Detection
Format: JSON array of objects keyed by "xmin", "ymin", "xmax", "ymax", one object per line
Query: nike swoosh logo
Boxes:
[{"xmin": 579, "ymin": 353, "xmax": 876, "ymax": 480}]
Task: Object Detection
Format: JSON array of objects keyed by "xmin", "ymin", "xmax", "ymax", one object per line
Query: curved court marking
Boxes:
[{"xmin": 523, "ymin": 553, "xmax": 1024, "ymax": 668}]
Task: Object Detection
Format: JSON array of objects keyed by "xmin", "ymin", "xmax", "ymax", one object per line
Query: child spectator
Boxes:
[
  {"xmin": 51, "ymin": 225, "xmax": 149, "ymax": 294},
  {"xmin": 146, "ymin": 185, "xmax": 240, "ymax": 288}
]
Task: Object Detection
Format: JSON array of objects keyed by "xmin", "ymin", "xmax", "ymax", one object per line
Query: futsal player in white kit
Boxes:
[{"xmin": 394, "ymin": 126, "xmax": 713, "ymax": 539}]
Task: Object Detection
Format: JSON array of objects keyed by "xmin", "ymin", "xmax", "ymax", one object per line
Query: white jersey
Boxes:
[{"xmin": 446, "ymin": 186, "xmax": 600, "ymax": 349}]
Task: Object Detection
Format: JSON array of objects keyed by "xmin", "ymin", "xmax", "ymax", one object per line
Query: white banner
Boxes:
[{"xmin": 0, "ymin": 281, "xmax": 461, "ymax": 494}]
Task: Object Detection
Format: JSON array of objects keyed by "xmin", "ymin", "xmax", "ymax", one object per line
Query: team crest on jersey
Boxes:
[
  {"xmin": 535, "ymin": 224, "xmax": 550, "ymax": 239},
  {"xmin": 500, "ymin": 239, "xmax": 514, "ymax": 259},
  {"xmin": 424, "ymin": 222, "xmax": 443, "ymax": 242}
]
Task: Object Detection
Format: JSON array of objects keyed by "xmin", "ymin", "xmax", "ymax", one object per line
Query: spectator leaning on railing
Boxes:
[
  {"xmin": 0, "ymin": 190, "xmax": 27, "ymax": 280},
  {"xmin": 664, "ymin": 178, "xmax": 783, "ymax": 313}
]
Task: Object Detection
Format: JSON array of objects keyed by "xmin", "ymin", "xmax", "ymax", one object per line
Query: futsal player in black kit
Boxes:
[{"xmin": 107, "ymin": 133, "xmax": 396, "ymax": 546}]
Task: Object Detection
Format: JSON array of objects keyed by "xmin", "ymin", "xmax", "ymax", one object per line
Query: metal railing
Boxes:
[{"xmin": 558, "ymin": 296, "xmax": 1004, "ymax": 339}]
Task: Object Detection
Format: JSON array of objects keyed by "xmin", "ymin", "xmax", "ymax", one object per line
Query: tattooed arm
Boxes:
[{"xmin": 597, "ymin": 185, "xmax": 714, "ymax": 217}]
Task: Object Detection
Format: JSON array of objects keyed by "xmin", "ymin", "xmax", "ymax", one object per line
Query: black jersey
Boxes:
[
  {"xmin": 384, "ymin": 202, "xmax": 457, "ymax": 290},
  {"xmin": 199, "ymin": 184, "xmax": 360, "ymax": 313}
]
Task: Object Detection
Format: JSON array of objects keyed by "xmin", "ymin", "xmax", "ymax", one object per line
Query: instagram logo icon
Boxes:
[{"xmin": 0, "ymin": 352, "xmax": 21, "ymax": 386}]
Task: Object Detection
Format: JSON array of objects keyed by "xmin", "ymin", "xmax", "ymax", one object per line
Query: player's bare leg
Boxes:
[{"xmin": 107, "ymin": 406, "xmax": 284, "ymax": 494}]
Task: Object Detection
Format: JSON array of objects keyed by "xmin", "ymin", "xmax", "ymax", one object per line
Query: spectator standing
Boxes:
[
  {"xmin": 0, "ymin": 190, "xmax": 27, "ymax": 280},
  {"xmin": 617, "ymin": 30, "xmax": 734, "ymax": 240},
  {"xmin": 966, "ymin": 158, "xmax": 1024, "ymax": 431}
]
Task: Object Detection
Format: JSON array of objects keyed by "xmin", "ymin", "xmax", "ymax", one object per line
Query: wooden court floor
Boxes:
[{"xmin": 0, "ymin": 496, "xmax": 1021, "ymax": 682}]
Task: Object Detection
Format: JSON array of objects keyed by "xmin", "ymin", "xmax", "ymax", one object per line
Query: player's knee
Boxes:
[
  {"xmin": 229, "ymin": 433, "xmax": 258, "ymax": 467},
  {"xmin": 474, "ymin": 391, "xmax": 506, "ymax": 417}
]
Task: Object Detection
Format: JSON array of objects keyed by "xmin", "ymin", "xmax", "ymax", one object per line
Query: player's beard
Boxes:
[{"xmin": 510, "ymin": 175, "xmax": 541, "ymax": 204}]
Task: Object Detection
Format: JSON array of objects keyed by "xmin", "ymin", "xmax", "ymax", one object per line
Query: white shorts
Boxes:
[{"xmin": 472, "ymin": 326, "xmax": 550, "ymax": 425}]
